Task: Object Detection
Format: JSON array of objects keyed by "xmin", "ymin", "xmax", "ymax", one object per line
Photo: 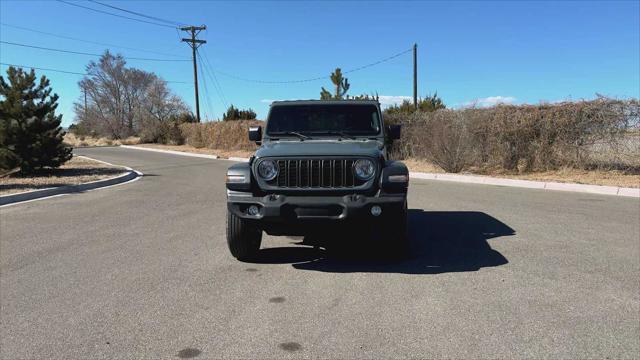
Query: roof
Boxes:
[{"xmin": 270, "ymin": 99, "xmax": 380, "ymax": 106}]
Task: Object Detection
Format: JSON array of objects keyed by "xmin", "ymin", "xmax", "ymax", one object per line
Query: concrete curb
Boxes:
[
  {"xmin": 409, "ymin": 171, "xmax": 639, "ymax": 198},
  {"xmin": 226, "ymin": 157, "xmax": 251, "ymax": 162},
  {"xmin": 0, "ymin": 157, "xmax": 143, "ymax": 207},
  {"xmin": 116, "ymin": 145, "xmax": 638, "ymax": 198},
  {"xmin": 120, "ymin": 145, "xmax": 218, "ymax": 159}
]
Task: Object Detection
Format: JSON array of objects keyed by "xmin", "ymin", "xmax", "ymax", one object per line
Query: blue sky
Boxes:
[{"xmin": 1, "ymin": 0, "xmax": 639, "ymax": 127}]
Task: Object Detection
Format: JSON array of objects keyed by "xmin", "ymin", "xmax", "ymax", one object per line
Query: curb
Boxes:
[
  {"xmin": 0, "ymin": 157, "xmax": 143, "ymax": 207},
  {"xmin": 116, "ymin": 145, "xmax": 638, "ymax": 198},
  {"xmin": 226, "ymin": 157, "xmax": 251, "ymax": 162},
  {"xmin": 409, "ymin": 172, "xmax": 639, "ymax": 198},
  {"xmin": 120, "ymin": 145, "xmax": 219, "ymax": 159}
]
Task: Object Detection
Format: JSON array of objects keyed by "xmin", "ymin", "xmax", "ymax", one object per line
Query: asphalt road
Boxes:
[{"xmin": 1, "ymin": 147, "xmax": 638, "ymax": 359}]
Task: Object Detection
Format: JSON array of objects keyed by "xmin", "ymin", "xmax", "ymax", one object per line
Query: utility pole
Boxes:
[
  {"xmin": 413, "ymin": 43, "xmax": 418, "ymax": 110},
  {"xmin": 181, "ymin": 25, "xmax": 207, "ymax": 122}
]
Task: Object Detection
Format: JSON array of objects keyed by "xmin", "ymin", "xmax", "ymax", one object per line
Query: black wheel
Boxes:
[
  {"xmin": 384, "ymin": 199, "xmax": 409, "ymax": 257},
  {"xmin": 226, "ymin": 211, "xmax": 262, "ymax": 261}
]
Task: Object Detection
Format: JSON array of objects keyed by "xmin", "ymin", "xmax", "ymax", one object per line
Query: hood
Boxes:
[{"xmin": 255, "ymin": 139, "xmax": 384, "ymax": 159}]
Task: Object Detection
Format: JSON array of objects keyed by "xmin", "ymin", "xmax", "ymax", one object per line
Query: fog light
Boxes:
[
  {"xmin": 247, "ymin": 205, "xmax": 260, "ymax": 216},
  {"xmin": 370, "ymin": 205, "xmax": 382, "ymax": 216}
]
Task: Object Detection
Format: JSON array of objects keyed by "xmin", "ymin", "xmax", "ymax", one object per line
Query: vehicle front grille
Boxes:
[{"xmin": 272, "ymin": 159, "xmax": 366, "ymax": 188}]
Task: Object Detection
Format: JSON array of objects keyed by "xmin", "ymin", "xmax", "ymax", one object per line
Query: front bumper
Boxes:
[{"xmin": 227, "ymin": 192, "xmax": 405, "ymax": 223}]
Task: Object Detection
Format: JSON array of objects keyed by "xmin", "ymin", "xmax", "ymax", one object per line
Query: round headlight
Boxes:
[
  {"xmin": 354, "ymin": 159, "xmax": 375, "ymax": 180},
  {"xmin": 257, "ymin": 160, "xmax": 278, "ymax": 181}
]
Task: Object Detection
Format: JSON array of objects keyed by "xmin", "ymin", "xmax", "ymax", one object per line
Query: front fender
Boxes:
[
  {"xmin": 226, "ymin": 163, "xmax": 252, "ymax": 192},
  {"xmin": 380, "ymin": 160, "xmax": 409, "ymax": 194}
]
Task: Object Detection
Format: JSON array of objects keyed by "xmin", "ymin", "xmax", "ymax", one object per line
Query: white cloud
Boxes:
[
  {"xmin": 260, "ymin": 99, "xmax": 277, "ymax": 104},
  {"xmin": 463, "ymin": 96, "xmax": 517, "ymax": 108},
  {"xmin": 376, "ymin": 95, "xmax": 412, "ymax": 108}
]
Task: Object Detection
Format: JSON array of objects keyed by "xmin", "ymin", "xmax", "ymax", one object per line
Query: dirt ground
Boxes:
[{"xmin": 0, "ymin": 156, "xmax": 127, "ymax": 195}]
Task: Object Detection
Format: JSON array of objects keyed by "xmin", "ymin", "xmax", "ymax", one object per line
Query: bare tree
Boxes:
[
  {"xmin": 74, "ymin": 51, "xmax": 187, "ymax": 139},
  {"xmin": 137, "ymin": 78, "xmax": 190, "ymax": 143}
]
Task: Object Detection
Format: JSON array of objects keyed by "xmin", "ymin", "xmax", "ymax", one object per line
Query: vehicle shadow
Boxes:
[{"xmin": 252, "ymin": 210, "xmax": 514, "ymax": 274}]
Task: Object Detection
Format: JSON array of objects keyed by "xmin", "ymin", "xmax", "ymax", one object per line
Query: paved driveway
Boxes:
[{"xmin": 1, "ymin": 147, "xmax": 638, "ymax": 358}]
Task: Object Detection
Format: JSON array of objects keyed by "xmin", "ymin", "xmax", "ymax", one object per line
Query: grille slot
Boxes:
[{"xmin": 272, "ymin": 159, "xmax": 365, "ymax": 188}]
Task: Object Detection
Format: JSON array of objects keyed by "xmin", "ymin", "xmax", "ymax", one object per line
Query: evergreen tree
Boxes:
[
  {"xmin": 222, "ymin": 105, "xmax": 257, "ymax": 121},
  {"xmin": 418, "ymin": 92, "xmax": 446, "ymax": 112},
  {"xmin": 385, "ymin": 92, "xmax": 446, "ymax": 114},
  {"xmin": 0, "ymin": 67, "xmax": 72, "ymax": 173},
  {"xmin": 320, "ymin": 68, "xmax": 350, "ymax": 100},
  {"xmin": 349, "ymin": 92, "xmax": 380, "ymax": 101}
]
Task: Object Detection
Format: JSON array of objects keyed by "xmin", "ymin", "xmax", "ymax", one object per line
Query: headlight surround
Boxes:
[
  {"xmin": 354, "ymin": 159, "xmax": 376, "ymax": 180},
  {"xmin": 257, "ymin": 159, "xmax": 278, "ymax": 181}
]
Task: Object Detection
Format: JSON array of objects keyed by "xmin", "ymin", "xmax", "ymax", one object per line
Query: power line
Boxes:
[
  {"xmin": 1, "ymin": 40, "xmax": 190, "ymax": 62},
  {"xmin": 56, "ymin": 0, "xmax": 177, "ymax": 29},
  {"xmin": 200, "ymin": 27, "xmax": 229, "ymax": 109},
  {"xmin": 203, "ymin": 52, "xmax": 229, "ymax": 108},
  {"xmin": 344, "ymin": 48, "xmax": 413, "ymax": 74},
  {"xmin": 199, "ymin": 50, "xmax": 229, "ymax": 109},
  {"xmin": 0, "ymin": 22, "xmax": 188, "ymax": 59},
  {"xmin": 0, "ymin": 62, "xmax": 86, "ymax": 76},
  {"xmin": 87, "ymin": 0, "xmax": 186, "ymax": 27},
  {"xmin": 0, "ymin": 62, "xmax": 192, "ymax": 84},
  {"xmin": 212, "ymin": 47, "xmax": 413, "ymax": 84},
  {"xmin": 196, "ymin": 56, "xmax": 216, "ymax": 120}
]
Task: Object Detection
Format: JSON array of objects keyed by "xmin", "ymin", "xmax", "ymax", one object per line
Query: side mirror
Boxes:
[
  {"xmin": 386, "ymin": 124, "xmax": 401, "ymax": 140},
  {"xmin": 248, "ymin": 126, "xmax": 262, "ymax": 144}
]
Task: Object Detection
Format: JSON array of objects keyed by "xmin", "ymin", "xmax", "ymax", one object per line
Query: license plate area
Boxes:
[{"xmin": 285, "ymin": 205, "xmax": 344, "ymax": 219}]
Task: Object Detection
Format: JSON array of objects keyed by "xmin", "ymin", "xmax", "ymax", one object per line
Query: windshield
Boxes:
[{"xmin": 266, "ymin": 104, "xmax": 381, "ymax": 136}]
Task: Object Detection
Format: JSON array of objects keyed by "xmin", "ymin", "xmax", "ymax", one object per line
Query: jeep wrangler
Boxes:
[{"xmin": 225, "ymin": 100, "xmax": 409, "ymax": 261}]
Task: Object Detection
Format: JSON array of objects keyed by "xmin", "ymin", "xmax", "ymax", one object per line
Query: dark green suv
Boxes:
[{"xmin": 225, "ymin": 100, "xmax": 409, "ymax": 261}]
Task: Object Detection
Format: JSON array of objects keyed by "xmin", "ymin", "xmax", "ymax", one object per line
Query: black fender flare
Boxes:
[{"xmin": 379, "ymin": 160, "xmax": 409, "ymax": 194}]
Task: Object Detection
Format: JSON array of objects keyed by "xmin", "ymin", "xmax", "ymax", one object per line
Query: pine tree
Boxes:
[
  {"xmin": 385, "ymin": 92, "xmax": 446, "ymax": 115},
  {"xmin": 0, "ymin": 67, "xmax": 72, "ymax": 173},
  {"xmin": 222, "ymin": 105, "xmax": 257, "ymax": 121},
  {"xmin": 320, "ymin": 68, "xmax": 350, "ymax": 100},
  {"xmin": 418, "ymin": 92, "xmax": 446, "ymax": 112}
]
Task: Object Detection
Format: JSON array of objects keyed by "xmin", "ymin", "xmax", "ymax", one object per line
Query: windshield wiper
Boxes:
[
  {"xmin": 270, "ymin": 131, "xmax": 311, "ymax": 140},
  {"xmin": 313, "ymin": 130, "xmax": 356, "ymax": 140}
]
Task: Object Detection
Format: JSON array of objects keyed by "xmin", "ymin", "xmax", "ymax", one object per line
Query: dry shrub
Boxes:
[
  {"xmin": 179, "ymin": 120, "xmax": 263, "ymax": 151},
  {"xmin": 391, "ymin": 110, "xmax": 472, "ymax": 172},
  {"xmin": 63, "ymin": 133, "xmax": 140, "ymax": 147},
  {"xmin": 388, "ymin": 98, "xmax": 639, "ymax": 173}
]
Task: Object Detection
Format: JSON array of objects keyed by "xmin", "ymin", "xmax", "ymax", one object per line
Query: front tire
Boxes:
[
  {"xmin": 384, "ymin": 199, "xmax": 409, "ymax": 257},
  {"xmin": 227, "ymin": 211, "xmax": 262, "ymax": 261}
]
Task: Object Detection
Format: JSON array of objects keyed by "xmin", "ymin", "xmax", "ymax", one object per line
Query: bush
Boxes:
[
  {"xmin": 138, "ymin": 112, "xmax": 195, "ymax": 145},
  {"xmin": 385, "ymin": 93, "xmax": 446, "ymax": 115},
  {"xmin": 180, "ymin": 120, "xmax": 263, "ymax": 150},
  {"xmin": 388, "ymin": 98, "xmax": 639, "ymax": 173}
]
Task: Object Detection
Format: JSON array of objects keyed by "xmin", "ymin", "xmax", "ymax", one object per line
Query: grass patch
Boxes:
[
  {"xmin": 407, "ymin": 158, "xmax": 639, "ymax": 188},
  {"xmin": 64, "ymin": 133, "xmax": 140, "ymax": 147},
  {"xmin": 0, "ymin": 156, "xmax": 127, "ymax": 195}
]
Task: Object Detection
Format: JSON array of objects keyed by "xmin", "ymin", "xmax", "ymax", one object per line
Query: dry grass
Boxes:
[
  {"xmin": 64, "ymin": 133, "xmax": 140, "ymax": 147},
  {"xmin": 180, "ymin": 120, "xmax": 262, "ymax": 151},
  {"xmin": 0, "ymin": 156, "xmax": 127, "ymax": 195},
  {"xmin": 492, "ymin": 169, "xmax": 640, "ymax": 188},
  {"xmin": 136, "ymin": 143, "xmax": 253, "ymax": 159},
  {"xmin": 406, "ymin": 157, "xmax": 639, "ymax": 188},
  {"xmin": 403, "ymin": 158, "xmax": 445, "ymax": 174}
]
